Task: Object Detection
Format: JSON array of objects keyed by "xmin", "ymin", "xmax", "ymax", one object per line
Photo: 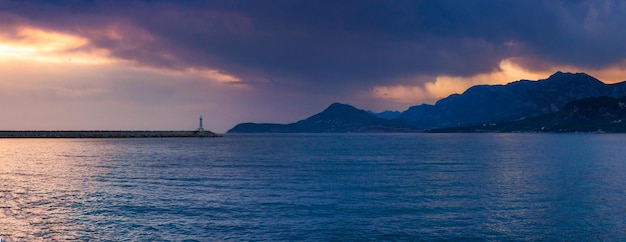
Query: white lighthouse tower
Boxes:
[{"xmin": 198, "ymin": 115, "xmax": 204, "ymax": 132}]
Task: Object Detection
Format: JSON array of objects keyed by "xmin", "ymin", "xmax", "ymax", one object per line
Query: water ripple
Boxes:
[{"xmin": 0, "ymin": 134, "xmax": 625, "ymax": 240}]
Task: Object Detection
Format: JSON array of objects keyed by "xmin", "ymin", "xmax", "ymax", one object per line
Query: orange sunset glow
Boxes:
[{"xmin": 1, "ymin": 1, "xmax": 626, "ymax": 132}]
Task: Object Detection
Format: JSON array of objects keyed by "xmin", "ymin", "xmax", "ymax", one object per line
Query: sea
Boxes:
[{"xmin": 1, "ymin": 133, "xmax": 625, "ymax": 241}]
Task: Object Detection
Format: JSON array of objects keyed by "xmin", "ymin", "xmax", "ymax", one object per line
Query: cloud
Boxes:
[
  {"xmin": 2, "ymin": 0, "xmax": 626, "ymax": 128},
  {"xmin": 0, "ymin": 58, "xmax": 252, "ymax": 132},
  {"xmin": 371, "ymin": 58, "xmax": 589, "ymax": 106},
  {"xmin": 5, "ymin": 1, "xmax": 626, "ymax": 86},
  {"xmin": 185, "ymin": 68, "xmax": 243, "ymax": 85},
  {"xmin": 424, "ymin": 59, "xmax": 554, "ymax": 98},
  {"xmin": 0, "ymin": 25, "xmax": 113, "ymax": 64},
  {"xmin": 372, "ymin": 56, "xmax": 626, "ymax": 109},
  {"xmin": 373, "ymin": 85, "xmax": 429, "ymax": 104}
]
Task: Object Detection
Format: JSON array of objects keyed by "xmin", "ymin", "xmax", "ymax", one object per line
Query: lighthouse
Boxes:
[{"xmin": 198, "ymin": 115, "xmax": 204, "ymax": 132}]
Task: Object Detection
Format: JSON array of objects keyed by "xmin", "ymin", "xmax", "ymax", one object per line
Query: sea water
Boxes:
[{"xmin": 0, "ymin": 134, "xmax": 625, "ymax": 241}]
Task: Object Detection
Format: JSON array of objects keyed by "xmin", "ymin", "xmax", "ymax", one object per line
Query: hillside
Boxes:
[
  {"xmin": 228, "ymin": 103, "xmax": 418, "ymax": 133},
  {"xmin": 430, "ymin": 96, "xmax": 626, "ymax": 133},
  {"xmin": 396, "ymin": 72, "xmax": 626, "ymax": 129},
  {"xmin": 228, "ymin": 72, "xmax": 626, "ymax": 133}
]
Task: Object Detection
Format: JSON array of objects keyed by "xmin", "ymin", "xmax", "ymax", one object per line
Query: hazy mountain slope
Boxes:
[
  {"xmin": 228, "ymin": 103, "xmax": 418, "ymax": 133},
  {"xmin": 229, "ymin": 72, "xmax": 626, "ymax": 133},
  {"xmin": 368, "ymin": 110, "xmax": 402, "ymax": 120},
  {"xmin": 430, "ymin": 96, "xmax": 626, "ymax": 133},
  {"xmin": 395, "ymin": 72, "xmax": 626, "ymax": 129}
]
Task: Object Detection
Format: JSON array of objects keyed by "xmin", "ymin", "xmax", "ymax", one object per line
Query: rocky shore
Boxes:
[{"xmin": 0, "ymin": 131, "xmax": 221, "ymax": 138}]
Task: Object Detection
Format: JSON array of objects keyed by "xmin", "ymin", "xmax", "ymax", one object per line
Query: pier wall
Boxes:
[{"xmin": 0, "ymin": 131, "xmax": 221, "ymax": 138}]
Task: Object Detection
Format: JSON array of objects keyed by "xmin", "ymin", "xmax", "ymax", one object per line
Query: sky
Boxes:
[{"xmin": 2, "ymin": 0, "xmax": 626, "ymax": 132}]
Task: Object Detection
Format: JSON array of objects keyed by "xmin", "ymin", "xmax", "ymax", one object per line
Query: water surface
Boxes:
[{"xmin": 1, "ymin": 134, "xmax": 625, "ymax": 240}]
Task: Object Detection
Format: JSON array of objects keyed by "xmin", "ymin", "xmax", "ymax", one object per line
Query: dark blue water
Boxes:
[{"xmin": 1, "ymin": 134, "xmax": 625, "ymax": 240}]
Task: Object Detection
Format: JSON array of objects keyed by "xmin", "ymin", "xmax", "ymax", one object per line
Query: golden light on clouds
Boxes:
[
  {"xmin": 372, "ymin": 58, "xmax": 549, "ymax": 104},
  {"xmin": 138, "ymin": 66, "xmax": 246, "ymax": 87},
  {"xmin": 0, "ymin": 26, "xmax": 112, "ymax": 64},
  {"xmin": 425, "ymin": 58, "xmax": 553, "ymax": 99},
  {"xmin": 372, "ymin": 58, "xmax": 626, "ymax": 105},
  {"xmin": 0, "ymin": 44, "xmax": 35, "ymax": 58},
  {"xmin": 372, "ymin": 85, "xmax": 428, "ymax": 104},
  {"xmin": 185, "ymin": 68, "xmax": 243, "ymax": 84},
  {"xmin": 14, "ymin": 27, "xmax": 87, "ymax": 51},
  {"xmin": 0, "ymin": 25, "xmax": 245, "ymax": 86},
  {"xmin": 582, "ymin": 61, "xmax": 626, "ymax": 84}
]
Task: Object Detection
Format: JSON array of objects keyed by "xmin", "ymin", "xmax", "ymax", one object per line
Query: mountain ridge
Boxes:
[
  {"xmin": 368, "ymin": 110, "xmax": 402, "ymax": 120},
  {"xmin": 228, "ymin": 103, "xmax": 418, "ymax": 133},
  {"xmin": 395, "ymin": 71, "xmax": 626, "ymax": 129},
  {"xmin": 228, "ymin": 72, "xmax": 626, "ymax": 133},
  {"xmin": 429, "ymin": 96, "xmax": 626, "ymax": 133}
]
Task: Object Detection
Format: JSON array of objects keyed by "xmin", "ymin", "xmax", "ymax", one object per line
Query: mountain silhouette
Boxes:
[
  {"xmin": 228, "ymin": 72, "xmax": 626, "ymax": 133},
  {"xmin": 368, "ymin": 110, "xmax": 402, "ymax": 120},
  {"xmin": 430, "ymin": 96, "xmax": 626, "ymax": 133},
  {"xmin": 228, "ymin": 103, "xmax": 418, "ymax": 133},
  {"xmin": 396, "ymin": 72, "xmax": 626, "ymax": 129}
]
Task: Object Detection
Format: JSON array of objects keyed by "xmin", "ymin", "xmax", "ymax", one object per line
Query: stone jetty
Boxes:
[{"xmin": 0, "ymin": 130, "xmax": 221, "ymax": 138}]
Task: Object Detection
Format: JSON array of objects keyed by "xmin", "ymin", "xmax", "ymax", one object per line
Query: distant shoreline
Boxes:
[{"xmin": 0, "ymin": 131, "xmax": 221, "ymax": 138}]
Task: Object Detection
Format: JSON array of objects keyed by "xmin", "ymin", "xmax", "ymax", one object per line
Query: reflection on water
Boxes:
[
  {"xmin": 0, "ymin": 139, "xmax": 105, "ymax": 240},
  {"xmin": 0, "ymin": 134, "xmax": 625, "ymax": 240}
]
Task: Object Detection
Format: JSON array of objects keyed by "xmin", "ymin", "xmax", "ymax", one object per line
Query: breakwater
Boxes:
[{"xmin": 0, "ymin": 131, "xmax": 221, "ymax": 138}]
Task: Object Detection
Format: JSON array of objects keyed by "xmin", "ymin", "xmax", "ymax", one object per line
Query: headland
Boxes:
[{"xmin": 0, "ymin": 130, "xmax": 221, "ymax": 138}]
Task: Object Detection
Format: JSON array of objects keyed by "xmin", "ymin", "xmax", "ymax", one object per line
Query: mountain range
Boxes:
[
  {"xmin": 430, "ymin": 96, "xmax": 626, "ymax": 133},
  {"xmin": 229, "ymin": 103, "xmax": 418, "ymax": 133},
  {"xmin": 396, "ymin": 71, "xmax": 626, "ymax": 129},
  {"xmin": 227, "ymin": 72, "xmax": 626, "ymax": 133}
]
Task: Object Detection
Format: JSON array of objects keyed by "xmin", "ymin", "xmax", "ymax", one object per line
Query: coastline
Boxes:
[{"xmin": 0, "ymin": 131, "xmax": 222, "ymax": 138}]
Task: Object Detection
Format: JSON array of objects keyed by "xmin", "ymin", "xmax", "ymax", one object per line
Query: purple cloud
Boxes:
[{"xmin": 2, "ymin": 0, "xmax": 626, "ymax": 131}]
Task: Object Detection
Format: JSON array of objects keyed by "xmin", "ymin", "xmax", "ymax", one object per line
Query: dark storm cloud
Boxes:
[{"xmin": 3, "ymin": 0, "xmax": 626, "ymax": 89}]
